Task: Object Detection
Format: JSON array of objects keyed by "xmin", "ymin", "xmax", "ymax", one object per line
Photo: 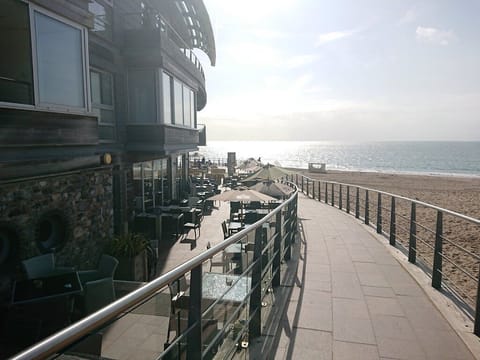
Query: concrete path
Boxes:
[{"xmin": 274, "ymin": 194, "xmax": 476, "ymax": 360}]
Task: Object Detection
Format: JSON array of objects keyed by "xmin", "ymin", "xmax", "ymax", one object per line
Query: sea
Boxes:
[{"xmin": 199, "ymin": 141, "xmax": 480, "ymax": 177}]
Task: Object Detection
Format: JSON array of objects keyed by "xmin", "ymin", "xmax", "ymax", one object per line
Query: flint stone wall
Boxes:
[{"xmin": 0, "ymin": 168, "xmax": 113, "ymax": 270}]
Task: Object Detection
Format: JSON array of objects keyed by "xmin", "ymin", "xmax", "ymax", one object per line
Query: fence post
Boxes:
[
  {"xmin": 475, "ymin": 267, "xmax": 480, "ymax": 336},
  {"xmin": 346, "ymin": 186, "xmax": 350, "ymax": 214},
  {"xmin": 339, "ymin": 185, "xmax": 343, "ymax": 210},
  {"xmin": 318, "ymin": 181, "xmax": 321, "ymax": 202},
  {"xmin": 273, "ymin": 211, "xmax": 282, "ymax": 287},
  {"xmin": 325, "ymin": 182, "xmax": 328, "ymax": 204},
  {"xmin": 301, "ymin": 176, "xmax": 304, "ymax": 193},
  {"xmin": 331, "ymin": 183, "xmax": 335, "ymax": 206},
  {"xmin": 312, "ymin": 180, "xmax": 315, "ymax": 200},
  {"xmin": 355, "ymin": 187, "xmax": 360, "ymax": 219},
  {"xmin": 249, "ymin": 227, "xmax": 263, "ymax": 340},
  {"xmin": 432, "ymin": 211, "xmax": 443, "ymax": 290},
  {"xmin": 295, "ymin": 173, "xmax": 298, "ymax": 186},
  {"xmin": 408, "ymin": 203, "xmax": 417, "ymax": 263},
  {"xmin": 365, "ymin": 190, "xmax": 369, "ymax": 225},
  {"xmin": 306, "ymin": 178, "xmax": 309, "ymax": 197},
  {"xmin": 187, "ymin": 265, "xmax": 203, "ymax": 360},
  {"xmin": 389, "ymin": 197, "xmax": 396, "ymax": 246},
  {"xmin": 377, "ymin": 193, "xmax": 382, "ymax": 234}
]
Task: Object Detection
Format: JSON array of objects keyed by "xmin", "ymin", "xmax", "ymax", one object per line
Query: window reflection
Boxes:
[{"xmin": 35, "ymin": 11, "xmax": 85, "ymax": 107}]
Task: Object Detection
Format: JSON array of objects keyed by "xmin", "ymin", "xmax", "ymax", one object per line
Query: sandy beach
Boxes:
[{"xmin": 296, "ymin": 169, "xmax": 480, "ymax": 308}]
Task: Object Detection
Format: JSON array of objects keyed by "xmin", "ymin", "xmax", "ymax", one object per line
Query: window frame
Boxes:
[
  {"xmin": 90, "ymin": 67, "xmax": 115, "ymax": 141},
  {"xmin": 0, "ymin": 3, "xmax": 91, "ymax": 114}
]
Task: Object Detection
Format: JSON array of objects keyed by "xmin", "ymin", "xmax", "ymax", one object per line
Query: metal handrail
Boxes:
[
  {"xmin": 12, "ymin": 185, "xmax": 299, "ymax": 360},
  {"xmin": 293, "ymin": 173, "xmax": 480, "ymax": 336}
]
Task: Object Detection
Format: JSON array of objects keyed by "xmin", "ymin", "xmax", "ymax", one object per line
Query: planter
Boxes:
[{"xmin": 115, "ymin": 250, "xmax": 147, "ymax": 281}]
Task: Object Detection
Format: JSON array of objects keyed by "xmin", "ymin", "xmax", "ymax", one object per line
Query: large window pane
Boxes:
[
  {"xmin": 183, "ymin": 85, "xmax": 191, "ymax": 127},
  {"xmin": 0, "ymin": 0, "xmax": 33, "ymax": 104},
  {"xmin": 129, "ymin": 69, "xmax": 156, "ymax": 123},
  {"xmin": 162, "ymin": 72, "xmax": 172, "ymax": 124},
  {"xmin": 35, "ymin": 11, "xmax": 85, "ymax": 107},
  {"xmin": 190, "ymin": 89, "xmax": 195, "ymax": 128},
  {"xmin": 173, "ymin": 79, "xmax": 183, "ymax": 125}
]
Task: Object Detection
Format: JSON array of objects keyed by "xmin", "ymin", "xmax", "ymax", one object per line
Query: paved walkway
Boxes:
[{"xmin": 273, "ymin": 194, "xmax": 477, "ymax": 360}]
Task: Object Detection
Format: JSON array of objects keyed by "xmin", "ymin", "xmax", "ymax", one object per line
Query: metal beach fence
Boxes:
[
  {"xmin": 12, "ymin": 185, "xmax": 299, "ymax": 360},
  {"xmin": 291, "ymin": 173, "xmax": 480, "ymax": 337}
]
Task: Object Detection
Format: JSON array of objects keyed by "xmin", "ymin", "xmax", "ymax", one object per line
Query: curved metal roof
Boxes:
[{"xmin": 157, "ymin": 0, "xmax": 216, "ymax": 66}]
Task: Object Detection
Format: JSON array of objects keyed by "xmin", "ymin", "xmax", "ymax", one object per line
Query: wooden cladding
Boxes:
[
  {"xmin": 126, "ymin": 124, "xmax": 198, "ymax": 151},
  {"xmin": 0, "ymin": 108, "xmax": 98, "ymax": 147}
]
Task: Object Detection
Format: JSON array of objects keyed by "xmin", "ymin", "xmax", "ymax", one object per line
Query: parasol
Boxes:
[
  {"xmin": 242, "ymin": 163, "xmax": 292, "ymax": 182},
  {"xmin": 207, "ymin": 187, "xmax": 276, "ymax": 202},
  {"xmin": 250, "ymin": 181, "xmax": 294, "ymax": 199}
]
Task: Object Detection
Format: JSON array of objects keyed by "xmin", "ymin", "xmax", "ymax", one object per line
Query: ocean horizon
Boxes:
[{"xmin": 199, "ymin": 140, "xmax": 480, "ymax": 177}]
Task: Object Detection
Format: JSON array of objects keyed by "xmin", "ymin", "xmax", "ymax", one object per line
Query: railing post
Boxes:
[
  {"xmin": 312, "ymin": 180, "xmax": 315, "ymax": 200},
  {"xmin": 249, "ymin": 227, "xmax": 263, "ymax": 340},
  {"xmin": 273, "ymin": 211, "xmax": 282, "ymax": 287},
  {"xmin": 301, "ymin": 176, "xmax": 304, "ymax": 193},
  {"xmin": 187, "ymin": 265, "xmax": 202, "ymax": 360},
  {"xmin": 355, "ymin": 187, "xmax": 360, "ymax": 219},
  {"xmin": 331, "ymin": 183, "xmax": 335, "ymax": 206},
  {"xmin": 408, "ymin": 203, "xmax": 417, "ymax": 263},
  {"xmin": 365, "ymin": 190, "xmax": 369, "ymax": 225},
  {"xmin": 325, "ymin": 182, "xmax": 328, "ymax": 204},
  {"xmin": 475, "ymin": 266, "xmax": 480, "ymax": 336},
  {"xmin": 339, "ymin": 185, "xmax": 343, "ymax": 210},
  {"xmin": 295, "ymin": 173, "xmax": 298, "ymax": 186},
  {"xmin": 432, "ymin": 211, "xmax": 443, "ymax": 290},
  {"xmin": 377, "ymin": 193, "xmax": 382, "ymax": 234},
  {"xmin": 318, "ymin": 181, "xmax": 321, "ymax": 202},
  {"xmin": 389, "ymin": 197, "xmax": 396, "ymax": 246},
  {"xmin": 306, "ymin": 178, "xmax": 309, "ymax": 197},
  {"xmin": 346, "ymin": 186, "xmax": 350, "ymax": 214}
]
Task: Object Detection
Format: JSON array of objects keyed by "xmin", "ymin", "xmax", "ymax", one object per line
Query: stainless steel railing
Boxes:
[
  {"xmin": 292, "ymin": 173, "xmax": 480, "ymax": 336},
  {"xmin": 12, "ymin": 185, "xmax": 299, "ymax": 360}
]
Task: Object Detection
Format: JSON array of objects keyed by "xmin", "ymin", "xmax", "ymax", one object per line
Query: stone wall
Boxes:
[{"xmin": 0, "ymin": 167, "xmax": 113, "ymax": 270}]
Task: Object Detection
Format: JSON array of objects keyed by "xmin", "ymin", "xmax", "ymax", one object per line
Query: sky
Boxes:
[{"xmin": 196, "ymin": 0, "xmax": 480, "ymax": 141}]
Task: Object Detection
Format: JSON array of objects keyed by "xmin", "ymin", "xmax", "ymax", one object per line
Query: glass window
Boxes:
[
  {"xmin": 91, "ymin": 69, "xmax": 114, "ymax": 128},
  {"xmin": 173, "ymin": 79, "xmax": 183, "ymax": 125},
  {"xmin": 0, "ymin": 0, "xmax": 33, "ymax": 104},
  {"xmin": 183, "ymin": 85, "xmax": 191, "ymax": 127},
  {"xmin": 34, "ymin": 11, "xmax": 85, "ymax": 108},
  {"xmin": 190, "ymin": 89, "xmax": 195, "ymax": 128},
  {"xmin": 162, "ymin": 72, "xmax": 172, "ymax": 124},
  {"xmin": 129, "ymin": 69, "xmax": 156, "ymax": 123}
]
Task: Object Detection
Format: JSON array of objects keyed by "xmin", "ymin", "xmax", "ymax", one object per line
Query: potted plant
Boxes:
[{"xmin": 105, "ymin": 232, "xmax": 151, "ymax": 281}]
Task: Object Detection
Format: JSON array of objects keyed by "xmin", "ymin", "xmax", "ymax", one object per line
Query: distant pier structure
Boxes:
[{"xmin": 308, "ymin": 162, "xmax": 327, "ymax": 173}]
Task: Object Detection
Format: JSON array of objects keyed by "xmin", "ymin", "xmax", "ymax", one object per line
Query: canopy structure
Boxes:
[
  {"xmin": 207, "ymin": 187, "xmax": 276, "ymax": 202},
  {"xmin": 242, "ymin": 164, "xmax": 292, "ymax": 182},
  {"xmin": 250, "ymin": 181, "xmax": 294, "ymax": 199}
]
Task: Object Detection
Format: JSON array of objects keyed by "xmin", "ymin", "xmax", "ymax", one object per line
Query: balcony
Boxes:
[{"xmin": 126, "ymin": 124, "xmax": 199, "ymax": 153}]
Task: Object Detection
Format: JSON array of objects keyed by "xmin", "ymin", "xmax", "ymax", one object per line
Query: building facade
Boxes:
[{"xmin": 0, "ymin": 0, "xmax": 215, "ymax": 274}]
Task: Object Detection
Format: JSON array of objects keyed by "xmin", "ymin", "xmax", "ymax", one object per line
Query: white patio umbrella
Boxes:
[
  {"xmin": 250, "ymin": 181, "xmax": 294, "ymax": 199},
  {"xmin": 207, "ymin": 187, "xmax": 276, "ymax": 202}
]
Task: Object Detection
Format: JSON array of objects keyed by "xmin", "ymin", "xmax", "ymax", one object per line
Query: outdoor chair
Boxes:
[
  {"xmin": 165, "ymin": 274, "xmax": 219, "ymax": 357},
  {"xmin": 183, "ymin": 211, "xmax": 201, "ymax": 240},
  {"xmin": 77, "ymin": 255, "xmax": 118, "ymax": 285},
  {"xmin": 21, "ymin": 253, "xmax": 74, "ymax": 279},
  {"xmin": 221, "ymin": 221, "xmax": 229, "ymax": 239},
  {"xmin": 75, "ymin": 255, "xmax": 118, "ymax": 318}
]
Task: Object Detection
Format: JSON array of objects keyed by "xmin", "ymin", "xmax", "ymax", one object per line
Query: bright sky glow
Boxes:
[{"xmin": 198, "ymin": 0, "xmax": 480, "ymax": 141}]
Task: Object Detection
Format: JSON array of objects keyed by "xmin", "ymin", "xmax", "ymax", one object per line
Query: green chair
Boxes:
[
  {"xmin": 21, "ymin": 253, "xmax": 74, "ymax": 279},
  {"xmin": 78, "ymin": 255, "xmax": 118, "ymax": 285}
]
